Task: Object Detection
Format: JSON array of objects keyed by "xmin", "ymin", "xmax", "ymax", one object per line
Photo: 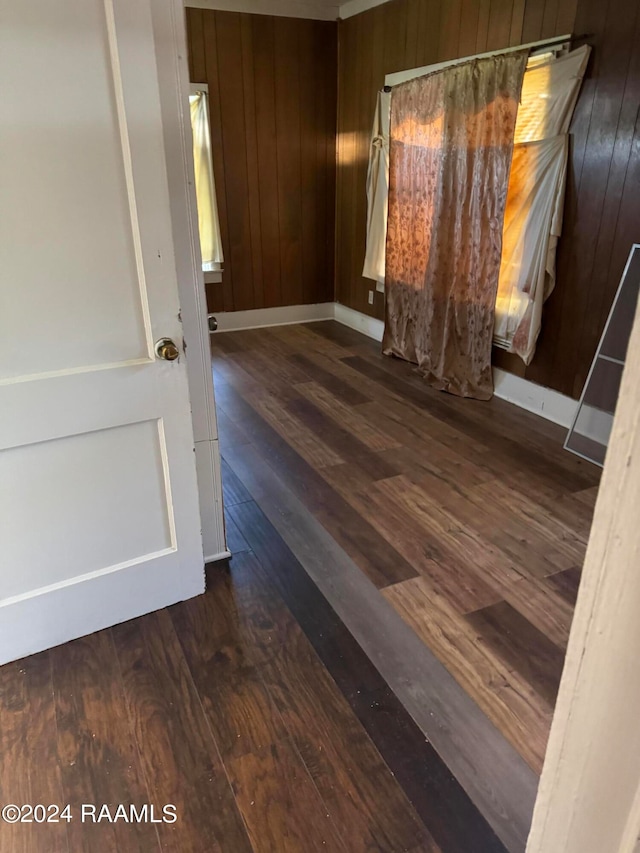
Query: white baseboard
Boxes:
[
  {"xmin": 204, "ymin": 549, "xmax": 232, "ymax": 563},
  {"xmin": 194, "ymin": 438, "xmax": 227, "ymax": 559},
  {"xmin": 213, "ymin": 301, "xmax": 591, "ymax": 433},
  {"xmin": 334, "ymin": 302, "xmax": 385, "ymax": 340},
  {"xmin": 492, "ymin": 368, "xmax": 577, "ymax": 428},
  {"xmin": 214, "ymin": 302, "xmax": 334, "ymax": 332},
  {"xmin": 0, "ymin": 556, "xmax": 204, "ymax": 666}
]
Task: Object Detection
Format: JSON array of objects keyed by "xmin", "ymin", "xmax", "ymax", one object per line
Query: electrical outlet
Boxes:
[{"xmin": 368, "ymin": 290, "xmax": 374, "ymax": 305}]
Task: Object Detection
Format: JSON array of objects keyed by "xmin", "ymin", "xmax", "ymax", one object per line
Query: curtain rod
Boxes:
[
  {"xmin": 537, "ymin": 32, "xmax": 590, "ymax": 49},
  {"xmin": 384, "ymin": 32, "xmax": 588, "ymax": 90}
]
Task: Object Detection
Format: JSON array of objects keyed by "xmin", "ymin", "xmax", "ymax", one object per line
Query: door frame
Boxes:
[
  {"xmin": 527, "ymin": 274, "xmax": 640, "ymax": 850},
  {"xmin": 150, "ymin": 0, "xmax": 227, "ymax": 563}
]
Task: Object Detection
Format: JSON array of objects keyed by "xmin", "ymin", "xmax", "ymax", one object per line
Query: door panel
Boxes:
[
  {"xmin": 2, "ymin": 0, "xmax": 150, "ymax": 381},
  {"xmin": 0, "ymin": 0, "xmax": 205, "ymax": 662},
  {"xmin": 0, "ymin": 420, "xmax": 174, "ymax": 600}
]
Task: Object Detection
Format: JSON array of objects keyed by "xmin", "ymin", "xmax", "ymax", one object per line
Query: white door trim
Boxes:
[
  {"xmin": 151, "ymin": 0, "xmax": 227, "ymax": 562},
  {"xmin": 527, "ymin": 269, "xmax": 640, "ymax": 851}
]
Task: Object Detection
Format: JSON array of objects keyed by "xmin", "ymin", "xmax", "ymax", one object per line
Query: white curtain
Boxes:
[
  {"xmin": 189, "ymin": 91, "xmax": 223, "ymax": 270},
  {"xmin": 362, "ymin": 89, "xmax": 391, "ymax": 289},
  {"xmin": 494, "ymin": 45, "xmax": 591, "ymax": 362}
]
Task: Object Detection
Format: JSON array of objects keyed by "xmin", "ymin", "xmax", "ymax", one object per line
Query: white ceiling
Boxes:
[{"xmin": 185, "ymin": 0, "xmax": 388, "ymax": 21}]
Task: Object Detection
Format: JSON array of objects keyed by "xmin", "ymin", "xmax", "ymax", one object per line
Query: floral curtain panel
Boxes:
[{"xmin": 383, "ymin": 52, "xmax": 528, "ymax": 400}]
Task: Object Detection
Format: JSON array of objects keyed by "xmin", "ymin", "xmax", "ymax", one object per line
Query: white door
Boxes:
[{"xmin": 0, "ymin": 0, "xmax": 205, "ymax": 664}]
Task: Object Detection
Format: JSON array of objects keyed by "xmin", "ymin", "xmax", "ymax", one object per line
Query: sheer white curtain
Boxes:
[
  {"xmin": 189, "ymin": 91, "xmax": 223, "ymax": 270},
  {"xmin": 362, "ymin": 89, "xmax": 391, "ymax": 288},
  {"xmin": 494, "ymin": 46, "xmax": 590, "ymax": 362}
]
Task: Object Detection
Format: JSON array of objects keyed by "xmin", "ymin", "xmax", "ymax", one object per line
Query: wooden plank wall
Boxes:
[
  {"xmin": 186, "ymin": 8, "xmax": 337, "ymax": 314},
  {"xmin": 336, "ymin": 0, "xmax": 640, "ymax": 398}
]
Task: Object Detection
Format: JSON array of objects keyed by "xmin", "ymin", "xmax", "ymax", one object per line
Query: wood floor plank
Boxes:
[
  {"xmin": 348, "ymin": 684, "xmax": 506, "ymax": 853},
  {"xmin": 545, "ymin": 566, "xmax": 583, "ymax": 606},
  {"xmin": 220, "ymin": 457, "xmax": 252, "ymax": 508},
  {"xmin": 226, "ymin": 503, "xmax": 365, "ymax": 677},
  {"xmin": 220, "ymin": 384, "xmax": 418, "ymax": 587},
  {"xmin": 213, "ymin": 377, "xmax": 262, "ymax": 426},
  {"xmin": 0, "ymin": 653, "xmax": 68, "ymax": 853},
  {"xmin": 260, "ymin": 628, "xmax": 438, "ymax": 852},
  {"xmin": 255, "ymin": 395, "xmax": 345, "ymax": 469},
  {"xmin": 294, "ymin": 347, "xmax": 412, "ymax": 404},
  {"xmin": 359, "ymin": 398, "xmax": 490, "ymax": 460},
  {"xmin": 348, "ymin": 339, "xmax": 571, "ymax": 452},
  {"xmin": 473, "ymin": 480, "xmax": 587, "ymax": 565},
  {"xmin": 342, "ymin": 353, "xmax": 598, "ymax": 492},
  {"xmin": 0, "ymin": 660, "xmax": 31, "ymax": 853},
  {"xmin": 228, "ymin": 497, "xmax": 504, "ymax": 853},
  {"xmin": 313, "ymin": 501, "xmax": 420, "ymax": 588},
  {"xmin": 501, "ymin": 575, "xmax": 574, "ymax": 649},
  {"xmin": 211, "ymin": 322, "xmax": 598, "ymax": 789},
  {"xmin": 226, "ymin": 739, "xmax": 347, "ymax": 853},
  {"xmin": 431, "ymin": 477, "xmax": 580, "ymax": 578},
  {"xmin": 233, "ymin": 348, "xmax": 311, "ymax": 393},
  {"xmin": 112, "ymin": 610, "xmax": 249, "ymax": 853},
  {"xmin": 572, "ymin": 485, "xmax": 599, "ymax": 508},
  {"xmin": 170, "ymin": 600, "xmax": 288, "ymax": 762},
  {"xmin": 224, "ymin": 510, "xmax": 251, "ymax": 555},
  {"xmin": 288, "ymin": 352, "xmax": 371, "ymax": 404},
  {"xmin": 373, "ymin": 475, "xmax": 517, "ymax": 611},
  {"xmin": 222, "ymin": 440, "xmax": 537, "ymax": 852},
  {"xmin": 51, "ymin": 631, "xmax": 160, "ymax": 853},
  {"xmin": 491, "ymin": 470, "xmax": 595, "ymax": 541},
  {"xmin": 203, "ymin": 554, "xmax": 300, "ymax": 668},
  {"xmin": 378, "ymin": 433, "xmax": 493, "ymax": 488},
  {"xmin": 295, "ymin": 381, "xmax": 400, "ymax": 451},
  {"xmin": 285, "ymin": 394, "xmax": 400, "ymax": 480},
  {"xmin": 217, "ymin": 409, "xmax": 252, "ymax": 452},
  {"xmin": 321, "ymin": 468, "xmax": 505, "ymax": 610},
  {"xmin": 269, "ymin": 322, "xmax": 354, "ymax": 359},
  {"xmin": 383, "ymin": 577, "xmax": 553, "ymax": 774},
  {"xmin": 306, "ymin": 318, "xmax": 379, "ymax": 350},
  {"xmin": 465, "ymin": 601, "xmax": 565, "ymax": 706}
]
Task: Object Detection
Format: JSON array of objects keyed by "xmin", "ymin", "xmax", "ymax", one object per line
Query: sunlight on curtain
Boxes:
[
  {"xmin": 363, "ymin": 45, "xmax": 590, "ymax": 366},
  {"xmin": 494, "ymin": 46, "xmax": 590, "ymax": 363},
  {"xmin": 189, "ymin": 91, "xmax": 223, "ymax": 270},
  {"xmin": 384, "ymin": 52, "xmax": 528, "ymax": 400}
]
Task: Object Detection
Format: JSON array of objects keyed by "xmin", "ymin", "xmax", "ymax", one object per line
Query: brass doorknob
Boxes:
[{"xmin": 155, "ymin": 338, "xmax": 180, "ymax": 361}]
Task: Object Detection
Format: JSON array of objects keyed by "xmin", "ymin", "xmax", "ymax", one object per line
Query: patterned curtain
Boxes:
[{"xmin": 383, "ymin": 52, "xmax": 528, "ymax": 400}]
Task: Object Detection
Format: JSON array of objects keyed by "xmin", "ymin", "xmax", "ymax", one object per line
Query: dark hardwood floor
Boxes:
[
  {"xmin": 0, "ymin": 497, "xmax": 507, "ymax": 853},
  {"xmin": 210, "ymin": 321, "xmax": 600, "ymax": 776},
  {"xmin": 0, "ymin": 320, "xmax": 600, "ymax": 853}
]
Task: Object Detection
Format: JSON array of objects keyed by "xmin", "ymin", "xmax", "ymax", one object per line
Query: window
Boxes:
[
  {"xmin": 364, "ymin": 39, "xmax": 589, "ymax": 364},
  {"xmin": 493, "ymin": 45, "xmax": 589, "ymax": 362},
  {"xmin": 189, "ymin": 86, "xmax": 223, "ymax": 274}
]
